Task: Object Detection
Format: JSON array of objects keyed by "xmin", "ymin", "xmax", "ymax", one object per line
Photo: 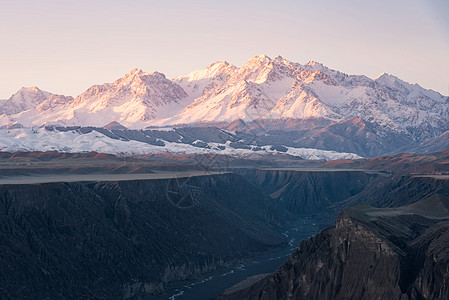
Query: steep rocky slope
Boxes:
[
  {"xmin": 220, "ymin": 193, "xmax": 449, "ymax": 300},
  {"xmin": 236, "ymin": 169, "xmax": 380, "ymax": 215},
  {"xmin": 231, "ymin": 117, "xmax": 412, "ymax": 157},
  {"xmin": 401, "ymin": 130, "xmax": 449, "ymax": 154},
  {"xmin": 0, "ymin": 173, "xmax": 290, "ymax": 299}
]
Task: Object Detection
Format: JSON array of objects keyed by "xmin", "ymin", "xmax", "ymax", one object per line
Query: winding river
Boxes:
[{"xmin": 150, "ymin": 217, "xmax": 320, "ymax": 300}]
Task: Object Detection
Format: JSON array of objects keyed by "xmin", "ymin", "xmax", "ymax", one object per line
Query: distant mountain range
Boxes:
[{"xmin": 1, "ymin": 55, "xmax": 448, "ymax": 158}]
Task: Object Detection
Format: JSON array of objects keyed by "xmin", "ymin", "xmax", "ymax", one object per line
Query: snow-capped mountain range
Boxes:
[
  {"xmin": 2, "ymin": 55, "xmax": 448, "ymax": 131},
  {"xmin": 1, "ymin": 55, "xmax": 448, "ymax": 159}
]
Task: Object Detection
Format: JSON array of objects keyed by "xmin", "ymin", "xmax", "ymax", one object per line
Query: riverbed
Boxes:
[{"xmin": 150, "ymin": 217, "xmax": 320, "ymax": 300}]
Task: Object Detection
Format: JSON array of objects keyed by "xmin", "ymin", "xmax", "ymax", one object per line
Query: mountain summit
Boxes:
[
  {"xmin": 0, "ymin": 87, "xmax": 72, "ymax": 116},
  {"xmin": 66, "ymin": 69, "xmax": 188, "ymax": 125}
]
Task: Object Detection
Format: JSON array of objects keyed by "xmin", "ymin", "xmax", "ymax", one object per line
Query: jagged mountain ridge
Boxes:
[
  {"xmin": 1, "ymin": 55, "xmax": 447, "ymax": 133},
  {"xmin": 160, "ymin": 55, "xmax": 449, "ymax": 142}
]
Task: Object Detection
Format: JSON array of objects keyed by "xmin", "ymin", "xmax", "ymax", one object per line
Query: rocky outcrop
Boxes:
[
  {"xmin": 0, "ymin": 173, "xmax": 291, "ymax": 299},
  {"xmin": 220, "ymin": 194, "xmax": 449, "ymax": 300}
]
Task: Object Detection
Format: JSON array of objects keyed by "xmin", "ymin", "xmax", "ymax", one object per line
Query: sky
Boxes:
[{"xmin": 0, "ymin": 0, "xmax": 448, "ymax": 99}]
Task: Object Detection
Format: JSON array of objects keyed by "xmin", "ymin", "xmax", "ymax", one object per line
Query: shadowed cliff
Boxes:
[{"xmin": 0, "ymin": 173, "xmax": 291, "ymax": 299}]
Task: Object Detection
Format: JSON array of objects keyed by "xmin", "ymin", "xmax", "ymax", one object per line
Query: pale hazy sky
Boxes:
[{"xmin": 1, "ymin": 0, "xmax": 448, "ymax": 98}]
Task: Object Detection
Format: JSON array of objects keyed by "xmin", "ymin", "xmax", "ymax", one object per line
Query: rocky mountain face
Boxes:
[
  {"xmin": 1, "ymin": 55, "xmax": 448, "ymax": 158},
  {"xmin": 219, "ymin": 117, "xmax": 412, "ymax": 157},
  {"xmin": 0, "ymin": 173, "xmax": 291, "ymax": 299},
  {"xmin": 220, "ymin": 192, "xmax": 449, "ymax": 300},
  {"xmin": 400, "ymin": 130, "xmax": 449, "ymax": 154}
]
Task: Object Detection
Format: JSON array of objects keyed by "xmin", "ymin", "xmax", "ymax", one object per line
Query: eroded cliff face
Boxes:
[
  {"xmin": 220, "ymin": 195, "xmax": 449, "ymax": 300},
  {"xmin": 238, "ymin": 169, "xmax": 380, "ymax": 215},
  {"xmin": 407, "ymin": 219, "xmax": 449, "ymax": 299},
  {"xmin": 0, "ymin": 173, "xmax": 291, "ymax": 299}
]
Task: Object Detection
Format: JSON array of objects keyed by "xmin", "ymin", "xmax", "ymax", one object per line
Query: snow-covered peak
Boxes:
[
  {"xmin": 72, "ymin": 69, "xmax": 184, "ymax": 104},
  {"xmin": 374, "ymin": 72, "xmax": 399, "ymax": 85},
  {"xmin": 0, "ymin": 86, "xmax": 68, "ymax": 115},
  {"xmin": 172, "ymin": 61, "xmax": 238, "ymax": 110},
  {"xmin": 63, "ymin": 69, "xmax": 188, "ymax": 126},
  {"xmin": 174, "ymin": 61, "xmax": 236, "ymax": 83},
  {"xmin": 373, "ymin": 72, "xmax": 448, "ymax": 107},
  {"xmin": 305, "ymin": 60, "xmax": 326, "ymax": 71},
  {"xmin": 111, "ymin": 69, "xmax": 166, "ymax": 88},
  {"xmin": 236, "ymin": 55, "xmax": 286, "ymax": 84},
  {"xmin": 13, "ymin": 86, "xmax": 50, "ymax": 101},
  {"xmin": 241, "ymin": 54, "xmax": 273, "ymax": 70},
  {"xmin": 127, "ymin": 68, "xmax": 144, "ymax": 76},
  {"xmin": 23, "ymin": 86, "xmax": 42, "ymax": 93},
  {"xmin": 237, "ymin": 55, "xmax": 331, "ymax": 85},
  {"xmin": 248, "ymin": 54, "xmax": 272, "ymax": 63}
]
